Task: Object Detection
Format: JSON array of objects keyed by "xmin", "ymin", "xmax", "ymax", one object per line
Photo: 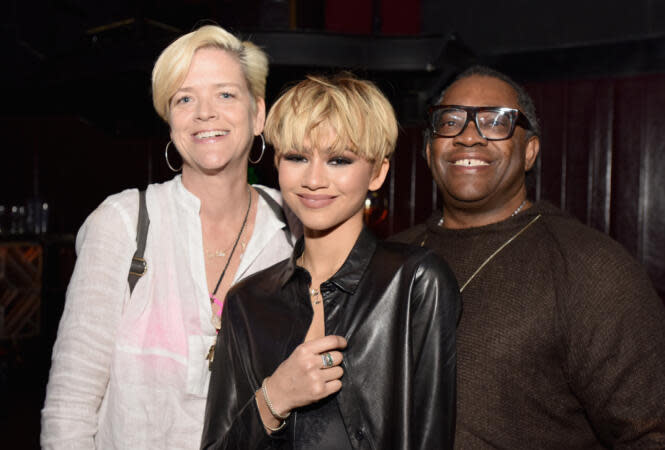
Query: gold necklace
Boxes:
[
  {"xmin": 309, "ymin": 288, "xmax": 321, "ymax": 305},
  {"xmin": 437, "ymin": 199, "xmax": 527, "ymax": 226},
  {"xmin": 204, "ymin": 241, "xmax": 247, "ymax": 259},
  {"xmin": 421, "ymin": 214, "xmax": 542, "ymax": 293},
  {"xmin": 299, "ymin": 252, "xmax": 322, "ymax": 305},
  {"xmin": 209, "ymin": 186, "xmax": 252, "ymax": 329},
  {"xmin": 206, "ymin": 186, "xmax": 252, "ymax": 371},
  {"xmin": 458, "ymin": 215, "xmax": 541, "ymax": 292}
]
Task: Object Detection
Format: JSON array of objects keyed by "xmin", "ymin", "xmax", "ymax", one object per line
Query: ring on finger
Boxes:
[{"xmin": 321, "ymin": 352, "xmax": 334, "ymax": 369}]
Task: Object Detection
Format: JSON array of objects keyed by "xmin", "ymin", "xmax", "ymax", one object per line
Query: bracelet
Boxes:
[
  {"xmin": 261, "ymin": 377, "xmax": 291, "ymax": 420},
  {"xmin": 263, "ymin": 418, "xmax": 287, "ymax": 432}
]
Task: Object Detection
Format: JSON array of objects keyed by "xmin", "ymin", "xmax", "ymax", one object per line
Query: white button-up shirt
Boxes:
[{"xmin": 41, "ymin": 176, "xmax": 296, "ymax": 449}]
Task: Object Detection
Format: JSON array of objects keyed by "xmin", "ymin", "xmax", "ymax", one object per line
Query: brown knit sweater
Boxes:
[{"xmin": 391, "ymin": 201, "xmax": 665, "ymax": 449}]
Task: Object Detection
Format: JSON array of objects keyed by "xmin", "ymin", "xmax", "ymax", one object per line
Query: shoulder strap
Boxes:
[
  {"xmin": 128, "ymin": 189, "xmax": 150, "ymax": 294},
  {"xmin": 254, "ymin": 186, "xmax": 290, "ymax": 238}
]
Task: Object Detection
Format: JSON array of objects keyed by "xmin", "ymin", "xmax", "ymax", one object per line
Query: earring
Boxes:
[
  {"xmin": 164, "ymin": 140, "xmax": 182, "ymax": 172},
  {"xmin": 248, "ymin": 133, "xmax": 265, "ymax": 164}
]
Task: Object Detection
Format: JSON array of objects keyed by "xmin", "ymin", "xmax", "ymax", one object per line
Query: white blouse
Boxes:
[{"xmin": 41, "ymin": 176, "xmax": 296, "ymax": 449}]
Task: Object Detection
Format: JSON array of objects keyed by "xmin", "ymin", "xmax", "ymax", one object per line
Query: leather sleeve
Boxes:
[
  {"xmin": 200, "ymin": 293, "xmax": 285, "ymax": 449},
  {"xmin": 408, "ymin": 251, "xmax": 460, "ymax": 450}
]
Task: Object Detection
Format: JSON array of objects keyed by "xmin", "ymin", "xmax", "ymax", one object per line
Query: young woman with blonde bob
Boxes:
[
  {"xmin": 201, "ymin": 73, "xmax": 459, "ymax": 449},
  {"xmin": 41, "ymin": 25, "xmax": 297, "ymax": 449}
]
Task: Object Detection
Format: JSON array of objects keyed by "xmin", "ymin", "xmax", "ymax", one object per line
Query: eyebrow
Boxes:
[{"xmin": 175, "ymin": 82, "xmax": 243, "ymax": 93}]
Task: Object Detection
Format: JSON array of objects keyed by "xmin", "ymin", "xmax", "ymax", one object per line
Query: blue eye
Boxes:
[
  {"xmin": 220, "ymin": 92, "xmax": 234, "ymax": 99},
  {"xmin": 176, "ymin": 96, "xmax": 192, "ymax": 104}
]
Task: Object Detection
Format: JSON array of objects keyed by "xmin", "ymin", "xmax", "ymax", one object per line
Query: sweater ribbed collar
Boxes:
[{"xmin": 426, "ymin": 201, "xmax": 565, "ymax": 237}]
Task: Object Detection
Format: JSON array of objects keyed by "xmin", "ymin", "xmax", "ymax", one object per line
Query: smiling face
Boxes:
[
  {"xmin": 168, "ymin": 47, "xmax": 265, "ymax": 177},
  {"xmin": 278, "ymin": 126, "xmax": 389, "ymax": 237},
  {"xmin": 427, "ymin": 75, "xmax": 539, "ymax": 218}
]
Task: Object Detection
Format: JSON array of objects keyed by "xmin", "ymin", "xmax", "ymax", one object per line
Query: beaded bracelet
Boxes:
[{"xmin": 261, "ymin": 377, "xmax": 291, "ymax": 421}]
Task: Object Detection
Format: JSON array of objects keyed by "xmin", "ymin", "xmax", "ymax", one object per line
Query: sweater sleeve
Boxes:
[
  {"xmin": 41, "ymin": 195, "xmax": 137, "ymax": 449},
  {"xmin": 559, "ymin": 236, "xmax": 665, "ymax": 447},
  {"xmin": 408, "ymin": 251, "xmax": 461, "ymax": 450}
]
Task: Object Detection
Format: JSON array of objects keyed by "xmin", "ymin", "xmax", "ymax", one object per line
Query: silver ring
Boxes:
[{"xmin": 322, "ymin": 352, "xmax": 334, "ymax": 369}]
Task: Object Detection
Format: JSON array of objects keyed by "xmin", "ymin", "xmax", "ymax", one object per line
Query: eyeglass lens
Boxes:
[{"xmin": 432, "ymin": 108, "xmax": 515, "ymax": 139}]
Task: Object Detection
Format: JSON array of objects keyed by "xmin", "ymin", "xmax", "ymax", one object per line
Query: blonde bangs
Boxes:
[
  {"xmin": 151, "ymin": 25, "xmax": 268, "ymax": 122},
  {"xmin": 266, "ymin": 73, "xmax": 397, "ymax": 166}
]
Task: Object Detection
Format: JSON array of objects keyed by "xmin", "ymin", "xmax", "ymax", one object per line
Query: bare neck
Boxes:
[
  {"xmin": 181, "ymin": 167, "xmax": 250, "ymax": 224},
  {"xmin": 301, "ymin": 216, "xmax": 363, "ymax": 286},
  {"xmin": 442, "ymin": 192, "xmax": 531, "ymax": 229}
]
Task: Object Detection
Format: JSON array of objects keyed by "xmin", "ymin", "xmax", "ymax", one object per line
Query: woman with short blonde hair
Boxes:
[{"xmin": 42, "ymin": 25, "xmax": 297, "ymax": 449}]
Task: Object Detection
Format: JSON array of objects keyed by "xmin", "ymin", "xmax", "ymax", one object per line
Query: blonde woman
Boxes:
[
  {"xmin": 41, "ymin": 25, "xmax": 297, "ymax": 449},
  {"xmin": 202, "ymin": 74, "xmax": 460, "ymax": 449}
]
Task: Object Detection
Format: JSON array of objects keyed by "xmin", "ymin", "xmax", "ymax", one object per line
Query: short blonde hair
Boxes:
[
  {"xmin": 265, "ymin": 73, "xmax": 398, "ymax": 165},
  {"xmin": 151, "ymin": 25, "xmax": 268, "ymax": 121}
]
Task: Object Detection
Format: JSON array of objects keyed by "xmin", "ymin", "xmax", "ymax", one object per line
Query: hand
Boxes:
[{"xmin": 264, "ymin": 335, "xmax": 347, "ymax": 416}]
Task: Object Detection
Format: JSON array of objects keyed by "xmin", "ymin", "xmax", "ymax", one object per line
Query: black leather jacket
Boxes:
[{"xmin": 201, "ymin": 228, "xmax": 460, "ymax": 449}]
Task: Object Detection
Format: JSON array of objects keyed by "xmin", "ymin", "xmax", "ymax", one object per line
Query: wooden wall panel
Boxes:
[
  {"xmin": 390, "ymin": 126, "xmax": 418, "ymax": 234},
  {"xmin": 610, "ymin": 78, "xmax": 644, "ymax": 258},
  {"xmin": 527, "ymin": 82, "xmax": 566, "ymax": 204},
  {"xmin": 586, "ymin": 81, "xmax": 614, "ymax": 234},
  {"xmin": 640, "ymin": 76, "xmax": 665, "ymax": 294},
  {"xmin": 387, "ymin": 126, "xmax": 433, "ymax": 237},
  {"xmin": 562, "ymin": 81, "xmax": 595, "ymax": 220}
]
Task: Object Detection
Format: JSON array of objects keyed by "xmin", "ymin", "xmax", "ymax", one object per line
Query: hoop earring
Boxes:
[
  {"xmin": 248, "ymin": 133, "xmax": 265, "ymax": 164},
  {"xmin": 164, "ymin": 140, "xmax": 182, "ymax": 172}
]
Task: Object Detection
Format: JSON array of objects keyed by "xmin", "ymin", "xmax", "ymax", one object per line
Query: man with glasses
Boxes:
[{"xmin": 392, "ymin": 66, "xmax": 665, "ymax": 448}]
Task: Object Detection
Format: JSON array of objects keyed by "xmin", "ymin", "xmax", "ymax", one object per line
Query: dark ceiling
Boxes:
[{"xmin": 3, "ymin": 0, "xmax": 665, "ymax": 134}]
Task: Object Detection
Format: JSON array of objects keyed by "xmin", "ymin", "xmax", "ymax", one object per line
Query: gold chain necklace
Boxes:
[
  {"xmin": 204, "ymin": 241, "xmax": 247, "ymax": 259},
  {"xmin": 421, "ymin": 213, "xmax": 542, "ymax": 293},
  {"xmin": 437, "ymin": 199, "xmax": 527, "ymax": 227},
  {"xmin": 458, "ymin": 215, "xmax": 541, "ymax": 292}
]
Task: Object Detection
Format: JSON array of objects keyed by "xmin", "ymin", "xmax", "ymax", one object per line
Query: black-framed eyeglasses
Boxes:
[{"xmin": 428, "ymin": 105, "xmax": 532, "ymax": 141}]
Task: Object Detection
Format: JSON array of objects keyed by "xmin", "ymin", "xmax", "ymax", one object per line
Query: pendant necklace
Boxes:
[
  {"xmin": 209, "ymin": 185, "xmax": 252, "ymax": 330},
  {"xmin": 299, "ymin": 252, "xmax": 322, "ymax": 305},
  {"xmin": 309, "ymin": 287, "xmax": 321, "ymax": 305},
  {"xmin": 206, "ymin": 186, "xmax": 252, "ymax": 371},
  {"xmin": 423, "ymin": 199, "xmax": 541, "ymax": 293}
]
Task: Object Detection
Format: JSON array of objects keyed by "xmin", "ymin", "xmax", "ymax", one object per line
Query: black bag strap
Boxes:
[
  {"xmin": 128, "ymin": 189, "xmax": 150, "ymax": 294},
  {"xmin": 254, "ymin": 186, "xmax": 290, "ymax": 239}
]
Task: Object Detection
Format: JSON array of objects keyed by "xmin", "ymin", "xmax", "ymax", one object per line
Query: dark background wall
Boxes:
[{"xmin": 1, "ymin": 1, "xmax": 664, "ymax": 448}]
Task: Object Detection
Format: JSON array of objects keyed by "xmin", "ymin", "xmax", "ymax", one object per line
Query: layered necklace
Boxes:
[
  {"xmin": 209, "ymin": 185, "xmax": 252, "ymax": 330},
  {"xmin": 298, "ymin": 252, "xmax": 322, "ymax": 305}
]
